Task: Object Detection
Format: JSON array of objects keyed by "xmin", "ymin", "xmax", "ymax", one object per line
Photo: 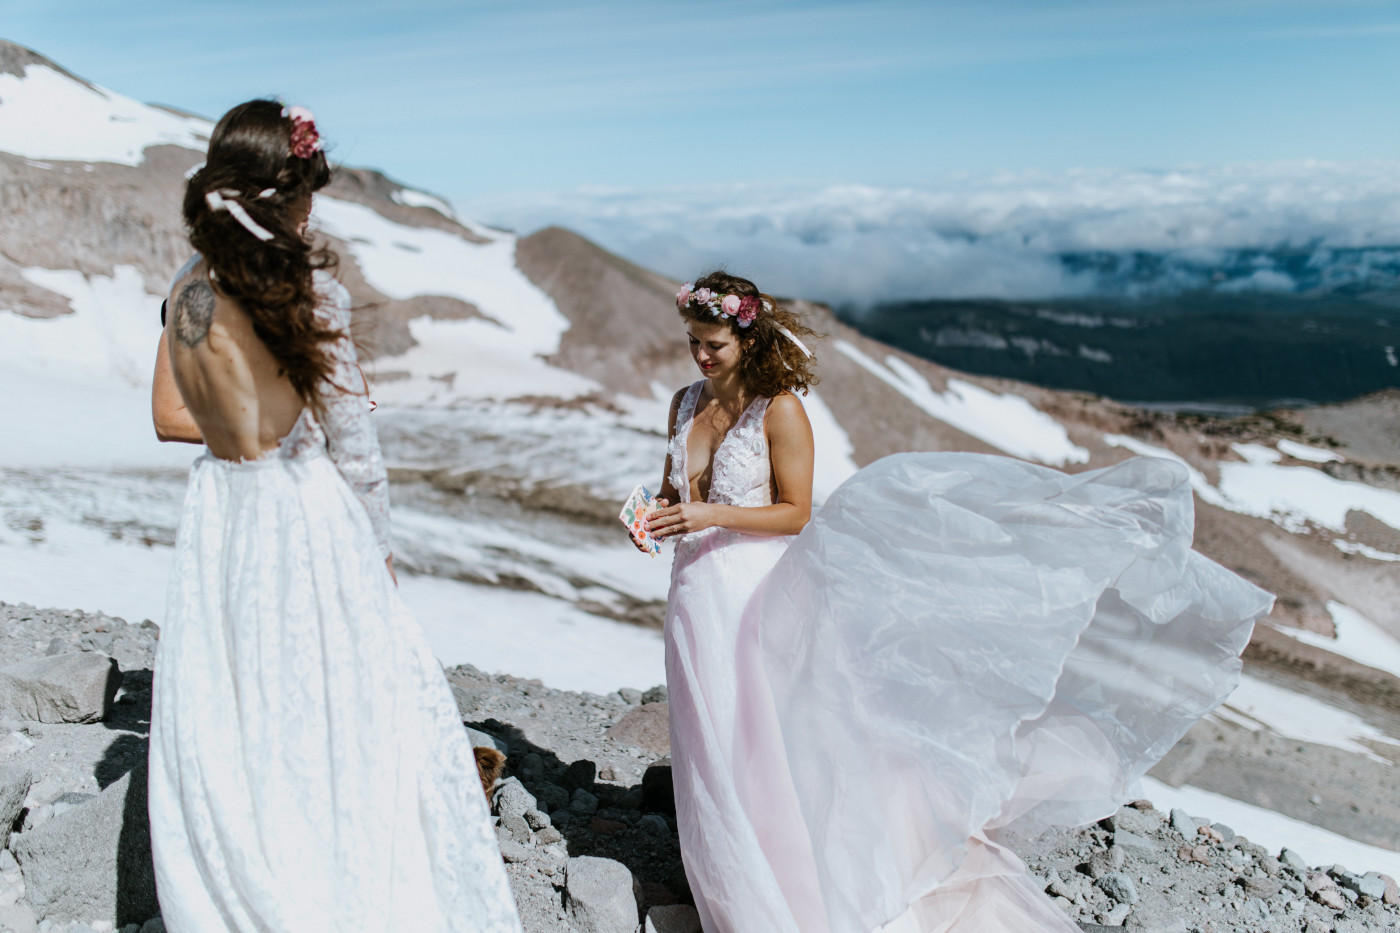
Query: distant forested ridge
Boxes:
[{"xmin": 839, "ymin": 292, "xmax": 1400, "ymax": 410}]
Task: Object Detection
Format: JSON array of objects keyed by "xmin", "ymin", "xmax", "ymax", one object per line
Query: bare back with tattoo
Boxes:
[{"xmin": 164, "ymin": 259, "xmax": 307, "ymax": 461}]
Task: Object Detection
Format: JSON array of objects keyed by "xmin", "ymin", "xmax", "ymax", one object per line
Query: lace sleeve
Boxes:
[{"xmin": 315, "ymin": 276, "xmax": 393, "ymax": 559}]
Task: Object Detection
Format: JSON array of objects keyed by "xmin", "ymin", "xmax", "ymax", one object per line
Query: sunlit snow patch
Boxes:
[
  {"xmin": 1213, "ymin": 674, "xmax": 1399, "ymax": 764},
  {"xmin": 0, "ymin": 266, "xmax": 199, "ymax": 469},
  {"xmin": 837, "ymin": 341, "xmax": 1089, "ymax": 466},
  {"xmin": 0, "ymin": 65, "xmax": 208, "ymax": 164},
  {"xmin": 1277, "ymin": 439, "xmax": 1342, "ymax": 463},
  {"xmin": 1105, "ymin": 436, "xmax": 1400, "ymax": 555},
  {"xmin": 382, "ymin": 575, "xmax": 665, "ymax": 694},
  {"xmin": 1271, "ymin": 603, "xmax": 1400, "ymax": 682},
  {"xmin": 1217, "ymin": 443, "xmax": 1400, "ymax": 535},
  {"xmin": 4, "ymin": 265, "xmax": 161, "ymax": 388},
  {"xmin": 799, "ymin": 390, "xmax": 859, "ymax": 504},
  {"xmin": 390, "ymin": 187, "xmax": 456, "ymax": 218},
  {"xmin": 312, "ymin": 197, "xmax": 598, "ymax": 403}
]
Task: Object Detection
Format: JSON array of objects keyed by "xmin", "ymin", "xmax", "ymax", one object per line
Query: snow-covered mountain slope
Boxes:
[{"xmin": 1, "ymin": 38, "xmax": 1399, "ymax": 860}]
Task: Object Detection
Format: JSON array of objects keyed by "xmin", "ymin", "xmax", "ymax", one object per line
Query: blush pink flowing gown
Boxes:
[{"xmin": 662, "ymin": 379, "xmax": 1273, "ymax": 933}]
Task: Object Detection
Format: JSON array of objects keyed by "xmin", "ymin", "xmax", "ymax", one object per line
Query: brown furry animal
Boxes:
[{"xmin": 474, "ymin": 746, "xmax": 507, "ymax": 802}]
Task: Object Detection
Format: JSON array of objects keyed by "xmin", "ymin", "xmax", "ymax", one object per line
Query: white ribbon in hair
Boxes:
[
  {"xmin": 773, "ymin": 322, "xmax": 813, "ymax": 359},
  {"xmin": 205, "ymin": 189, "xmax": 275, "ymax": 242}
]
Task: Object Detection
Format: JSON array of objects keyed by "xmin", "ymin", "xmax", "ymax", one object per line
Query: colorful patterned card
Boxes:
[{"xmin": 620, "ymin": 484, "xmax": 663, "ymax": 556}]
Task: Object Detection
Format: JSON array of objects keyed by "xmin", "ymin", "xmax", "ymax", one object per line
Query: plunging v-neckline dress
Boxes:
[{"xmin": 660, "ymin": 379, "xmax": 1273, "ymax": 933}]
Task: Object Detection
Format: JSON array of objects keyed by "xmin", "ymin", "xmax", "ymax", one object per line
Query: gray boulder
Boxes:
[
  {"xmin": 605, "ymin": 702, "xmax": 670, "ymax": 756},
  {"xmin": 1168, "ymin": 808, "xmax": 1196, "ymax": 839},
  {"xmin": 0, "ymin": 763, "xmax": 32, "ymax": 850},
  {"xmin": 465, "ymin": 726, "xmax": 506, "ymax": 754},
  {"xmin": 0, "ymin": 653, "xmax": 121, "ymax": 723},
  {"xmin": 645, "ymin": 904, "xmax": 702, "ymax": 933},
  {"xmin": 10, "ymin": 765, "xmax": 156, "ymax": 925},
  {"xmin": 1107, "ymin": 805, "xmax": 1161, "ymax": 835},
  {"xmin": 565, "ymin": 855, "xmax": 640, "ymax": 933},
  {"xmin": 492, "ymin": 777, "xmax": 537, "ymax": 821},
  {"xmin": 570, "ymin": 787, "xmax": 599, "ymax": 815},
  {"xmin": 1096, "ymin": 871, "xmax": 1139, "ymax": 905}
]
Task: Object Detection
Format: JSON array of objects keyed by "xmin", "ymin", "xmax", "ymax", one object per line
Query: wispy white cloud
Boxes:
[{"xmin": 468, "ymin": 161, "xmax": 1400, "ymax": 305}]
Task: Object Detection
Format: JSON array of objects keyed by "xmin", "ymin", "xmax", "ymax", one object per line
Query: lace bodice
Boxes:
[
  {"xmin": 172, "ymin": 258, "xmax": 392, "ymax": 558},
  {"xmin": 282, "ymin": 273, "xmax": 392, "ymax": 558},
  {"xmin": 667, "ymin": 381, "xmax": 773, "ymax": 508}
]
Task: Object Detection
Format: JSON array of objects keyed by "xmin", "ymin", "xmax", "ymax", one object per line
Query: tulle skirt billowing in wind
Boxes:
[
  {"xmin": 148, "ymin": 447, "xmax": 521, "ymax": 933},
  {"xmin": 667, "ymin": 453, "xmax": 1274, "ymax": 933}
]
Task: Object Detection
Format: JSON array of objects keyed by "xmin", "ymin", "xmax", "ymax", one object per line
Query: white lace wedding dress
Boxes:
[
  {"xmin": 148, "ymin": 269, "xmax": 522, "ymax": 933},
  {"xmin": 662, "ymin": 380, "xmax": 1274, "ymax": 933}
]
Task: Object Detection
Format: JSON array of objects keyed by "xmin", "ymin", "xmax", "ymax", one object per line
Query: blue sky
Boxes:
[{"xmin": 4, "ymin": 0, "xmax": 1398, "ymax": 207}]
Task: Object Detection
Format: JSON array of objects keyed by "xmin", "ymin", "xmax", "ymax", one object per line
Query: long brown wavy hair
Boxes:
[
  {"xmin": 678, "ymin": 271, "xmax": 820, "ymax": 397},
  {"xmin": 183, "ymin": 99, "xmax": 342, "ymax": 411}
]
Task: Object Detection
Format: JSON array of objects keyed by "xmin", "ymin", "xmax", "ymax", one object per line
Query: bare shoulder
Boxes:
[
  {"xmin": 766, "ymin": 391, "xmax": 809, "ymax": 421},
  {"xmin": 765, "ymin": 391, "xmax": 813, "ymax": 438}
]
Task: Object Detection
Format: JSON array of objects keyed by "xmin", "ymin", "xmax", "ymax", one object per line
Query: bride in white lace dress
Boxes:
[
  {"xmin": 147, "ymin": 100, "xmax": 521, "ymax": 933},
  {"xmin": 642, "ymin": 271, "xmax": 1274, "ymax": 932}
]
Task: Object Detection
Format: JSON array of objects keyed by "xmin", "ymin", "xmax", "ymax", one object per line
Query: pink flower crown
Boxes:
[
  {"xmin": 676, "ymin": 283, "xmax": 768, "ymax": 328},
  {"xmin": 282, "ymin": 105, "xmax": 323, "ymax": 159}
]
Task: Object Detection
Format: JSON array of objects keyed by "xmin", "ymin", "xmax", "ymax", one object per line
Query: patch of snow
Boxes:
[
  {"xmin": 0, "ymin": 515, "xmax": 173, "ymax": 626},
  {"xmin": 0, "ymin": 370, "xmax": 199, "ymax": 470},
  {"xmin": 798, "ymin": 390, "xmax": 859, "ymax": 505},
  {"xmin": 1271, "ymin": 604, "xmax": 1400, "ymax": 682},
  {"xmin": 313, "ymin": 196, "xmax": 596, "ymax": 403},
  {"xmin": 313, "ymin": 196, "xmax": 565, "ymax": 348},
  {"xmin": 390, "ymin": 187, "xmax": 456, "ymax": 218},
  {"xmin": 1332, "ymin": 539, "xmax": 1400, "ymax": 561},
  {"xmin": 1277, "ymin": 439, "xmax": 1343, "ymax": 463},
  {"xmin": 1105, "ymin": 436, "xmax": 1400, "ymax": 535},
  {"xmin": 0, "ymin": 65, "xmax": 208, "ymax": 165},
  {"xmin": 376, "ymin": 402, "xmax": 665, "ymax": 501},
  {"xmin": 0, "ymin": 492, "xmax": 667, "ymax": 694},
  {"xmin": 0, "ymin": 265, "xmax": 200, "ymax": 469},
  {"xmin": 4, "ymin": 265, "xmax": 161, "ymax": 389},
  {"xmin": 1141, "ymin": 777, "xmax": 1400, "ymax": 880},
  {"xmin": 392, "ymin": 507, "xmax": 673, "ymax": 605},
  {"xmin": 1218, "ymin": 443, "xmax": 1400, "ymax": 534},
  {"xmin": 386, "ymin": 575, "xmax": 664, "ymax": 694},
  {"xmin": 367, "ymin": 317, "xmax": 600, "ymax": 404},
  {"xmin": 1212, "ymin": 674, "xmax": 1398, "ymax": 764},
  {"xmin": 836, "ymin": 341, "xmax": 1088, "ymax": 466},
  {"xmin": 613, "ymin": 383, "xmax": 675, "ymax": 436}
]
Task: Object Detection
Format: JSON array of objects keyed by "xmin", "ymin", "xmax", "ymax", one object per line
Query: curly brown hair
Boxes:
[
  {"xmin": 183, "ymin": 99, "xmax": 343, "ymax": 412},
  {"xmin": 678, "ymin": 271, "xmax": 820, "ymax": 397}
]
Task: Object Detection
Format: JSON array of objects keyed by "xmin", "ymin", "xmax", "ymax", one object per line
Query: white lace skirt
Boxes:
[{"xmin": 149, "ymin": 448, "xmax": 521, "ymax": 933}]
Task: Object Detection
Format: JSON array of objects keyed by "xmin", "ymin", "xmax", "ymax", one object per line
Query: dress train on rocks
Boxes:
[{"xmin": 662, "ymin": 380, "xmax": 1274, "ymax": 933}]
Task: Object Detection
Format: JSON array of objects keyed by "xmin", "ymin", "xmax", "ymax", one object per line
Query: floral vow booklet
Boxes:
[{"xmin": 620, "ymin": 484, "xmax": 663, "ymax": 556}]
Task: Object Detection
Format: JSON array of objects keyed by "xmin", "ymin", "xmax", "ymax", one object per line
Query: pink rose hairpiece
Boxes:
[
  {"xmin": 675, "ymin": 282, "xmax": 812, "ymax": 358},
  {"xmin": 676, "ymin": 283, "xmax": 764, "ymax": 329},
  {"xmin": 282, "ymin": 105, "xmax": 323, "ymax": 159}
]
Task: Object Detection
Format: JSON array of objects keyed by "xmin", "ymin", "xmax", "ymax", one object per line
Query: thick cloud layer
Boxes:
[{"xmin": 469, "ymin": 163, "xmax": 1400, "ymax": 306}]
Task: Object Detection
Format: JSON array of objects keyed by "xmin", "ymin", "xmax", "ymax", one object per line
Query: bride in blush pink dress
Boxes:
[{"xmin": 641, "ymin": 271, "xmax": 1274, "ymax": 933}]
